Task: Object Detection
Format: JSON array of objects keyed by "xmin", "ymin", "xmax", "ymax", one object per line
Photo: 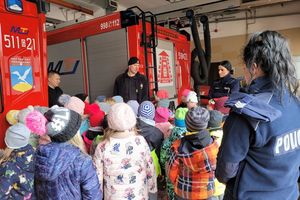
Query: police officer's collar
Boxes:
[{"xmin": 247, "ymin": 76, "xmax": 273, "ymax": 94}]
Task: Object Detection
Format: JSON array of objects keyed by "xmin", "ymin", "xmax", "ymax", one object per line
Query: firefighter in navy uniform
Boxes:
[
  {"xmin": 113, "ymin": 57, "xmax": 149, "ymax": 103},
  {"xmin": 216, "ymin": 31, "xmax": 300, "ymax": 200}
]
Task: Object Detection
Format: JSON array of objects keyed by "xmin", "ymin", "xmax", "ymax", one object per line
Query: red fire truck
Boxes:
[
  {"xmin": 0, "ymin": 0, "xmax": 48, "ymax": 148},
  {"xmin": 47, "ymin": 7, "xmax": 191, "ymax": 105}
]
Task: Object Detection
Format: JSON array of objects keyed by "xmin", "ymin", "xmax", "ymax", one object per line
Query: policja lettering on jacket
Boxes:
[{"xmin": 274, "ymin": 129, "xmax": 300, "ymax": 156}]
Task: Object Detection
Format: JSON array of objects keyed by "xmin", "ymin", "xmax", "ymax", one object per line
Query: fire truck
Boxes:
[
  {"xmin": 0, "ymin": 0, "xmax": 48, "ymax": 148},
  {"xmin": 47, "ymin": 7, "xmax": 191, "ymax": 104}
]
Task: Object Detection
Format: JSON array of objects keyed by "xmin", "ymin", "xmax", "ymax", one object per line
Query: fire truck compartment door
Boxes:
[
  {"xmin": 48, "ymin": 39, "xmax": 84, "ymax": 95},
  {"xmin": 156, "ymin": 39, "xmax": 176, "ymax": 100},
  {"xmin": 85, "ymin": 29, "xmax": 128, "ymax": 101}
]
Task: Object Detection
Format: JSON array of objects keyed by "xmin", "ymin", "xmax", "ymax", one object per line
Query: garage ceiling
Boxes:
[{"xmin": 46, "ymin": 0, "xmax": 300, "ymax": 26}]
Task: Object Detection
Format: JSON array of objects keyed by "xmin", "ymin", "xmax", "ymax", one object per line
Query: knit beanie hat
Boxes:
[
  {"xmin": 44, "ymin": 106, "xmax": 82, "ymax": 143},
  {"xmin": 85, "ymin": 103, "xmax": 105, "ymax": 127},
  {"xmin": 182, "ymin": 89, "xmax": 191, "ymax": 97},
  {"xmin": 157, "ymin": 99, "xmax": 170, "ymax": 108},
  {"xmin": 75, "ymin": 93, "xmax": 88, "ymax": 102},
  {"xmin": 33, "ymin": 106, "xmax": 50, "ymax": 115},
  {"xmin": 57, "ymin": 94, "xmax": 71, "ymax": 106},
  {"xmin": 96, "ymin": 95, "xmax": 106, "ymax": 103},
  {"xmin": 112, "ymin": 95, "xmax": 124, "ymax": 103},
  {"xmin": 64, "ymin": 96, "xmax": 85, "ymax": 115},
  {"xmin": 98, "ymin": 102, "xmax": 111, "ymax": 114},
  {"xmin": 156, "ymin": 89, "xmax": 169, "ymax": 99},
  {"xmin": 5, "ymin": 123, "xmax": 31, "ymax": 149},
  {"xmin": 6, "ymin": 110, "xmax": 20, "ymax": 125},
  {"xmin": 18, "ymin": 106, "xmax": 34, "ymax": 124},
  {"xmin": 108, "ymin": 103, "xmax": 136, "ymax": 131},
  {"xmin": 127, "ymin": 100, "xmax": 139, "ymax": 116},
  {"xmin": 208, "ymin": 110, "xmax": 223, "ymax": 128},
  {"xmin": 155, "ymin": 107, "xmax": 169, "ymax": 123},
  {"xmin": 175, "ymin": 107, "xmax": 188, "ymax": 127},
  {"xmin": 185, "ymin": 107, "xmax": 210, "ymax": 131},
  {"xmin": 187, "ymin": 91, "xmax": 198, "ymax": 103},
  {"xmin": 128, "ymin": 57, "xmax": 139, "ymax": 66},
  {"xmin": 138, "ymin": 101, "xmax": 155, "ymax": 120}
]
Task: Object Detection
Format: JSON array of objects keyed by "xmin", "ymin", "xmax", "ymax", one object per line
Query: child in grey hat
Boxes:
[
  {"xmin": 0, "ymin": 123, "xmax": 35, "ymax": 199},
  {"xmin": 167, "ymin": 106, "xmax": 219, "ymax": 200}
]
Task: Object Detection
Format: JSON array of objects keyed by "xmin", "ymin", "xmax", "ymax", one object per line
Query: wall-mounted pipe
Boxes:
[{"xmin": 186, "ymin": 9, "xmax": 210, "ymax": 95}]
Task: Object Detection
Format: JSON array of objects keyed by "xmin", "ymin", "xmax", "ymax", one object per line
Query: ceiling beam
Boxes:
[
  {"xmin": 48, "ymin": 0, "xmax": 94, "ymax": 16},
  {"xmin": 152, "ymin": 0, "xmax": 240, "ymax": 22}
]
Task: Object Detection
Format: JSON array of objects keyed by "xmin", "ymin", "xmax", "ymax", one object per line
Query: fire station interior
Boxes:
[
  {"xmin": 45, "ymin": 0, "xmax": 300, "ymax": 105},
  {"xmin": 1, "ymin": 0, "xmax": 300, "ymax": 199}
]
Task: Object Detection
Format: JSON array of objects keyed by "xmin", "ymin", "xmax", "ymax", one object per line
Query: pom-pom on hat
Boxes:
[
  {"xmin": 187, "ymin": 91, "xmax": 198, "ymax": 103},
  {"xmin": 155, "ymin": 107, "xmax": 169, "ymax": 123},
  {"xmin": 25, "ymin": 110, "xmax": 47, "ymax": 136},
  {"xmin": 5, "ymin": 123, "xmax": 31, "ymax": 149},
  {"xmin": 44, "ymin": 106, "xmax": 81, "ymax": 143},
  {"xmin": 108, "ymin": 103, "xmax": 136, "ymax": 131},
  {"xmin": 128, "ymin": 57, "xmax": 139, "ymax": 66},
  {"xmin": 185, "ymin": 107, "xmax": 210, "ymax": 132},
  {"xmin": 175, "ymin": 107, "xmax": 188, "ymax": 127},
  {"xmin": 6, "ymin": 110, "xmax": 20, "ymax": 125},
  {"xmin": 182, "ymin": 89, "xmax": 191, "ymax": 98},
  {"xmin": 138, "ymin": 101, "xmax": 155, "ymax": 120}
]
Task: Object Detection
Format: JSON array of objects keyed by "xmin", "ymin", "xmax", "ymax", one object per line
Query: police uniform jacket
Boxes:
[{"xmin": 216, "ymin": 76, "xmax": 300, "ymax": 200}]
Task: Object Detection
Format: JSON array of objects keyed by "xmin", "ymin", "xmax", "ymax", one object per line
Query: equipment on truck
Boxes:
[{"xmin": 0, "ymin": 0, "xmax": 48, "ymax": 148}]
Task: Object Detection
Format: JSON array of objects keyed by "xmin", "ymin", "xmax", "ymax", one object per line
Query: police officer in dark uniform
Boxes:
[
  {"xmin": 113, "ymin": 57, "xmax": 148, "ymax": 103},
  {"xmin": 208, "ymin": 60, "xmax": 240, "ymax": 99},
  {"xmin": 216, "ymin": 31, "xmax": 300, "ymax": 200}
]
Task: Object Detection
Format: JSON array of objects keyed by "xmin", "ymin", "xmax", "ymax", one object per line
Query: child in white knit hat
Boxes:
[
  {"xmin": 186, "ymin": 91, "xmax": 199, "ymax": 110},
  {"xmin": 93, "ymin": 103, "xmax": 157, "ymax": 200}
]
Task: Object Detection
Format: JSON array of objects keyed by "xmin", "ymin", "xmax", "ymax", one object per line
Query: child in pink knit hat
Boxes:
[
  {"xmin": 176, "ymin": 88, "xmax": 190, "ymax": 109},
  {"xmin": 155, "ymin": 107, "xmax": 173, "ymax": 138}
]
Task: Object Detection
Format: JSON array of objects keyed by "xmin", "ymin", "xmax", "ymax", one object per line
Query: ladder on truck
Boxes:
[{"xmin": 128, "ymin": 7, "xmax": 159, "ymax": 98}]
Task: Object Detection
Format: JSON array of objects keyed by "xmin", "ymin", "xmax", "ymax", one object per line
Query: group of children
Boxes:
[{"xmin": 0, "ymin": 88, "xmax": 225, "ymax": 200}]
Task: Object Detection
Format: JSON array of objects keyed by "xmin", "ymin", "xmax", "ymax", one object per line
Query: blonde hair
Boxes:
[
  {"xmin": 105, "ymin": 97, "xmax": 116, "ymax": 106},
  {"xmin": 68, "ymin": 132, "xmax": 88, "ymax": 154},
  {"xmin": 103, "ymin": 128, "xmax": 139, "ymax": 141},
  {"xmin": 0, "ymin": 148, "xmax": 14, "ymax": 164}
]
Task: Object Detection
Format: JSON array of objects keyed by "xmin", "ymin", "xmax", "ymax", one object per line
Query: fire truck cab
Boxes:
[{"xmin": 0, "ymin": 0, "xmax": 48, "ymax": 148}]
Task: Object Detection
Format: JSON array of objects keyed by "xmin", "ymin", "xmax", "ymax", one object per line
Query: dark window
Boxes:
[{"xmin": 5, "ymin": 0, "xmax": 23, "ymax": 13}]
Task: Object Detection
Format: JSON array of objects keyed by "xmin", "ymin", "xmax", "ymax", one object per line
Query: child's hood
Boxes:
[
  {"xmin": 176, "ymin": 131, "xmax": 218, "ymax": 172},
  {"xmin": 13, "ymin": 144, "xmax": 35, "ymax": 172},
  {"xmin": 35, "ymin": 142, "xmax": 80, "ymax": 181}
]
